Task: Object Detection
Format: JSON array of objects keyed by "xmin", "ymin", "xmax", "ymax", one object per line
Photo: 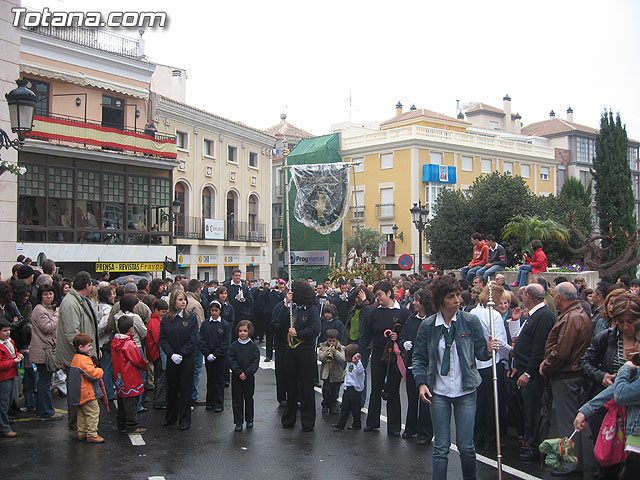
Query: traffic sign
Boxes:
[{"xmin": 398, "ymin": 254, "xmax": 413, "ymax": 270}]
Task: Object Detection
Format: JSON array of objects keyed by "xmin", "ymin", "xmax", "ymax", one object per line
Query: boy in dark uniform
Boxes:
[{"xmin": 199, "ymin": 301, "xmax": 231, "ymax": 412}]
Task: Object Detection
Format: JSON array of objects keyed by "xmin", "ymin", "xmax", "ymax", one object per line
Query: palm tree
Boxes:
[{"xmin": 502, "ymin": 215, "xmax": 569, "ymax": 250}]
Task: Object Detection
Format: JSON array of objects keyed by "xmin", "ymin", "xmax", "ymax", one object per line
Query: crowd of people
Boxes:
[{"xmin": 2, "ymin": 249, "xmax": 640, "ymax": 480}]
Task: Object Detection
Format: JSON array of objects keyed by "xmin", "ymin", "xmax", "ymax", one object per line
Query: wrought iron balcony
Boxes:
[
  {"xmin": 174, "ymin": 216, "xmax": 266, "ymax": 243},
  {"xmin": 348, "ymin": 205, "xmax": 365, "ymax": 222},
  {"xmin": 375, "ymin": 203, "xmax": 394, "ymax": 219}
]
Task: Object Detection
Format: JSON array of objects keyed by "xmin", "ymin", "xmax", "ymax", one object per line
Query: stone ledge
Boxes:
[{"xmin": 446, "ymin": 269, "xmax": 600, "ymax": 288}]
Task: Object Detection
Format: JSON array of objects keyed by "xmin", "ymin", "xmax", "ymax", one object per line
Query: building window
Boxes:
[
  {"xmin": 176, "ymin": 131, "xmax": 188, "ymax": 150},
  {"xmin": 275, "ymin": 167, "xmax": 283, "ymax": 197},
  {"xmin": 203, "ymin": 139, "xmax": 215, "ymax": 157},
  {"xmin": 579, "ymin": 170, "xmax": 591, "ymax": 189},
  {"xmin": 202, "ymin": 188, "xmax": 213, "ymax": 219},
  {"xmin": 272, "ymin": 204, "xmax": 282, "ymax": 229},
  {"xmin": 481, "ymin": 159, "xmax": 492, "ymax": 174},
  {"xmin": 576, "ymin": 137, "xmax": 596, "ymax": 164},
  {"xmin": 102, "ymin": 95, "xmax": 124, "ymax": 130},
  {"xmin": 425, "ymin": 183, "xmax": 448, "ymax": 218},
  {"xmin": 380, "ymin": 152, "xmax": 393, "ymax": 169},
  {"xmin": 521, "ymin": 164, "xmax": 530, "ymax": 178},
  {"xmin": 248, "ymin": 194, "xmax": 258, "ymax": 232},
  {"xmin": 249, "ymin": 151, "xmax": 258, "ymax": 168},
  {"xmin": 430, "ymin": 152, "xmax": 442, "ymax": 165},
  {"xmin": 489, "ymin": 120, "xmax": 499, "ymax": 130},
  {"xmin": 540, "ymin": 166, "xmax": 550, "ymax": 181},
  {"xmin": 352, "ymin": 190, "xmax": 365, "ymax": 220},
  {"xmin": 228, "ymin": 145, "xmax": 238, "ymax": 164},
  {"xmin": 378, "ymin": 187, "xmax": 394, "ymax": 218},
  {"xmin": 503, "ymin": 162, "xmax": 513, "ymax": 176},
  {"xmin": 25, "ymin": 78, "xmax": 49, "ymax": 117},
  {"xmin": 558, "ymin": 166, "xmax": 566, "ymax": 190},
  {"xmin": 353, "ymin": 157, "xmax": 364, "ymax": 173},
  {"xmin": 461, "ymin": 156, "xmax": 473, "ymax": 172},
  {"xmin": 629, "ymin": 146, "xmax": 639, "ymax": 171}
]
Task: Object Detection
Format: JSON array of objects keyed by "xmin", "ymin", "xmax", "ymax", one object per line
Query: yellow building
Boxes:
[{"xmin": 334, "ymin": 99, "xmax": 557, "ymax": 271}]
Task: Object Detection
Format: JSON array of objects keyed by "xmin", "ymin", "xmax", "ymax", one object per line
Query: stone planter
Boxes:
[{"xmin": 446, "ymin": 269, "xmax": 600, "ymax": 289}]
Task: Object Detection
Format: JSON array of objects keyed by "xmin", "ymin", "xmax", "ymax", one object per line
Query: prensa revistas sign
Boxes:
[{"xmin": 285, "ymin": 250, "xmax": 329, "ymax": 266}]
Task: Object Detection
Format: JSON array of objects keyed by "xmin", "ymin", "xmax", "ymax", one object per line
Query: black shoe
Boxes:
[
  {"xmin": 235, "ymin": 424, "xmax": 243, "ymax": 431},
  {"xmin": 519, "ymin": 447, "xmax": 540, "ymax": 461},
  {"xmin": 163, "ymin": 421, "xmax": 176, "ymax": 427},
  {"xmin": 388, "ymin": 431, "xmax": 401, "ymax": 437},
  {"xmin": 322, "ymin": 407, "xmax": 329, "ymax": 414},
  {"xmin": 330, "ymin": 407, "xmax": 339, "ymax": 415},
  {"xmin": 264, "ymin": 357, "xmax": 272, "ymax": 362},
  {"xmin": 278, "ymin": 401, "xmax": 287, "ymax": 408},
  {"xmin": 282, "ymin": 423, "xmax": 295, "ymax": 429},
  {"xmin": 363, "ymin": 426, "xmax": 378, "ymax": 432},
  {"xmin": 214, "ymin": 408, "xmax": 223, "ymax": 413},
  {"xmin": 137, "ymin": 407, "xmax": 148, "ymax": 413},
  {"xmin": 225, "ymin": 382, "xmax": 230, "ymax": 388},
  {"xmin": 550, "ymin": 469, "xmax": 581, "ymax": 477},
  {"xmin": 192, "ymin": 400, "xmax": 207, "ymax": 406},
  {"xmin": 402, "ymin": 431, "xmax": 416, "ymax": 439},
  {"xmin": 205, "ymin": 406, "xmax": 213, "ymax": 410},
  {"xmin": 153, "ymin": 405, "xmax": 166, "ymax": 410},
  {"xmin": 418, "ymin": 438, "xmax": 432, "ymax": 445},
  {"xmin": 331, "ymin": 423, "xmax": 344, "ymax": 430},
  {"xmin": 179, "ymin": 424, "xmax": 190, "ymax": 431},
  {"xmin": 347, "ymin": 425, "xmax": 361, "ymax": 430},
  {"xmin": 246, "ymin": 422, "xmax": 253, "ymax": 429},
  {"xmin": 302, "ymin": 426, "xmax": 314, "ymax": 432}
]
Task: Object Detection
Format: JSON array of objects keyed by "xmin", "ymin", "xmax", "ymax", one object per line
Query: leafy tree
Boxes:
[
  {"xmin": 502, "ymin": 215, "xmax": 569, "ymax": 246},
  {"xmin": 424, "ymin": 189, "xmax": 473, "ymax": 269},
  {"xmin": 592, "ymin": 110, "xmax": 635, "ymax": 279},
  {"xmin": 560, "ymin": 177, "xmax": 592, "ymax": 207},
  {"xmin": 345, "ymin": 227, "xmax": 384, "ymax": 260}
]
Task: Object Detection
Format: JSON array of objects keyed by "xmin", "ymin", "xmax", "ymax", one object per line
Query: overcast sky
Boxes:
[{"xmin": 23, "ymin": 0, "xmax": 640, "ymax": 140}]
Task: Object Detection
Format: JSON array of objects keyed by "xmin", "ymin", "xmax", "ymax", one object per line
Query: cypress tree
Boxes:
[{"xmin": 592, "ymin": 110, "xmax": 635, "ymax": 277}]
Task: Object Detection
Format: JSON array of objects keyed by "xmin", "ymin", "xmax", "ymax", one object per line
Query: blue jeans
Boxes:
[
  {"xmin": 35, "ymin": 364, "xmax": 55, "ymax": 418},
  {"xmin": 431, "ymin": 391, "xmax": 478, "ymax": 480},
  {"xmin": 0, "ymin": 378, "xmax": 15, "ymax": 434},
  {"xmin": 192, "ymin": 349, "xmax": 204, "ymax": 402},
  {"xmin": 100, "ymin": 349, "xmax": 116, "ymax": 401},
  {"xmin": 460, "ymin": 266, "xmax": 482, "ymax": 282},
  {"xmin": 516, "ymin": 264, "xmax": 533, "ymax": 286},
  {"xmin": 475, "ymin": 265, "xmax": 504, "ymax": 283},
  {"xmin": 23, "ymin": 364, "xmax": 37, "ymax": 408}
]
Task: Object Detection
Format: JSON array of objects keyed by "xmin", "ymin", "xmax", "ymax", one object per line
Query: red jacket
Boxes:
[
  {"xmin": 0, "ymin": 339, "xmax": 19, "ymax": 382},
  {"xmin": 111, "ymin": 334, "xmax": 147, "ymax": 398},
  {"xmin": 525, "ymin": 248, "xmax": 548, "ymax": 274},
  {"xmin": 145, "ymin": 313, "xmax": 162, "ymax": 362},
  {"xmin": 469, "ymin": 241, "xmax": 489, "ymax": 267}
]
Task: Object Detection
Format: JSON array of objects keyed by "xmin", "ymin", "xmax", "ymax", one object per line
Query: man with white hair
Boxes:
[
  {"xmin": 494, "ymin": 273, "xmax": 510, "ymax": 291},
  {"xmin": 539, "ymin": 282, "xmax": 591, "ymax": 476}
]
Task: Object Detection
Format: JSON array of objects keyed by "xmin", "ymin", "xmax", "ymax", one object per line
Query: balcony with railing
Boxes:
[
  {"xmin": 25, "ymin": 114, "xmax": 177, "ymax": 160},
  {"xmin": 175, "ymin": 217, "xmax": 267, "ymax": 243},
  {"xmin": 22, "ymin": 24, "xmax": 143, "ymax": 58},
  {"xmin": 348, "ymin": 206, "xmax": 365, "ymax": 222},
  {"xmin": 272, "ymin": 228, "xmax": 283, "ymax": 242},
  {"xmin": 376, "ymin": 203, "xmax": 394, "ymax": 219},
  {"xmin": 342, "ymin": 125, "xmax": 555, "ymax": 158}
]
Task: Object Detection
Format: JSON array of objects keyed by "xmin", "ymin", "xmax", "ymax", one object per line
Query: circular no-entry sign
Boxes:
[{"xmin": 398, "ymin": 254, "xmax": 413, "ymax": 270}]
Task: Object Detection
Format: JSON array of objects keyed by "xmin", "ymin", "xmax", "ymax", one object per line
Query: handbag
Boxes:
[
  {"xmin": 594, "ymin": 399, "xmax": 627, "ymax": 466},
  {"xmin": 32, "ymin": 323, "xmax": 61, "ymax": 372}
]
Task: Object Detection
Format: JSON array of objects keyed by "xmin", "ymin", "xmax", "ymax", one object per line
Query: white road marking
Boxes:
[
  {"xmin": 148, "ymin": 477, "xmax": 165, "ymax": 480},
  {"xmin": 129, "ymin": 433, "xmax": 145, "ymax": 446}
]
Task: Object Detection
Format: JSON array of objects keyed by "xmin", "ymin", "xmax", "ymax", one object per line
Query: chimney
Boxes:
[
  {"xmin": 396, "ymin": 101, "xmax": 403, "ymax": 117},
  {"xmin": 549, "ymin": 110, "xmax": 556, "ymax": 119},
  {"xmin": 514, "ymin": 113, "xmax": 522, "ymax": 134},
  {"xmin": 410, "ymin": 104, "xmax": 417, "ymax": 111},
  {"xmin": 567, "ymin": 107, "xmax": 574, "ymax": 122},
  {"xmin": 503, "ymin": 94, "xmax": 512, "ymax": 132}
]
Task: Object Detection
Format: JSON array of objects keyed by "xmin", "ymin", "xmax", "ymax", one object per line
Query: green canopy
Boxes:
[{"xmin": 285, "ymin": 133, "xmax": 343, "ymax": 281}]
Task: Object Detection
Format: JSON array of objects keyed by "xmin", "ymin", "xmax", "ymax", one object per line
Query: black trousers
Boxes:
[
  {"xmin": 264, "ymin": 317, "xmax": 274, "ymax": 358},
  {"xmin": 165, "ymin": 353, "xmax": 194, "ymax": 429},
  {"xmin": 117, "ymin": 395, "xmax": 139, "ymax": 431},
  {"xmin": 282, "ymin": 346, "xmax": 316, "ymax": 429},
  {"xmin": 231, "ymin": 374, "xmax": 255, "ymax": 424},
  {"xmin": 321, "ymin": 380, "xmax": 341, "ymax": 409},
  {"xmin": 205, "ymin": 357, "xmax": 226, "ymax": 409},
  {"xmin": 521, "ymin": 373, "xmax": 544, "ymax": 445},
  {"xmin": 367, "ymin": 353, "xmax": 401, "ymax": 433},
  {"xmin": 274, "ymin": 344, "xmax": 287, "ymax": 403},
  {"xmin": 252, "ymin": 310, "xmax": 264, "ymax": 340},
  {"xmin": 405, "ymin": 368, "xmax": 433, "ymax": 440},
  {"xmin": 337, "ymin": 386, "xmax": 362, "ymax": 428}
]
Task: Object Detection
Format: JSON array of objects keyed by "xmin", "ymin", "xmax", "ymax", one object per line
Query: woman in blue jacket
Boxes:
[{"xmin": 412, "ymin": 276, "xmax": 499, "ymax": 480}]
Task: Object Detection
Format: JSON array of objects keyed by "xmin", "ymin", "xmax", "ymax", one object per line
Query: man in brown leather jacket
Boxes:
[{"xmin": 540, "ymin": 282, "xmax": 591, "ymax": 476}]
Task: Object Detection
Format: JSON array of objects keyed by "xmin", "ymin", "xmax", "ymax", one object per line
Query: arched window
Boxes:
[
  {"xmin": 174, "ymin": 181, "xmax": 188, "ymax": 236},
  {"xmin": 226, "ymin": 190, "xmax": 238, "ymax": 240},
  {"xmin": 202, "ymin": 187, "xmax": 214, "ymax": 219},
  {"xmin": 248, "ymin": 194, "xmax": 258, "ymax": 232}
]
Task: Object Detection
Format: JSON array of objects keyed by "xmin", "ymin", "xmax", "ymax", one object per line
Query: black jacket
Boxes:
[
  {"xmin": 398, "ymin": 314, "xmax": 425, "ymax": 367},
  {"xmin": 358, "ymin": 304, "xmax": 410, "ymax": 358},
  {"xmin": 344, "ymin": 303, "xmax": 373, "ymax": 344},
  {"xmin": 199, "ymin": 318, "xmax": 231, "ymax": 359},
  {"xmin": 512, "ymin": 304, "xmax": 555, "ymax": 377},
  {"xmin": 273, "ymin": 303, "xmax": 320, "ymax": 351},
  {"xmin": 223, "ymin": 281, "xmax": 253, "ymax": 319},
  {"xmin": 270, "ymin": 301, "xmax": 288, "ymax": 347},
  {"xmin": 263, "ymin": 288, "xmax": 285, "ymax": 316},
  {"xmin": 228, "ymin": 340, "xmax": 260, "ymax": 377},
  {"xmin": 488, "ymin": 243, "xmax": 507, "ymax": 267},
  {"xmin": 159, "ymin": 311, "xmax": 199, "ymax": 357},
  {"xmin": 580, "ymin": 326, "xmax": 621, "ymax": 395}
]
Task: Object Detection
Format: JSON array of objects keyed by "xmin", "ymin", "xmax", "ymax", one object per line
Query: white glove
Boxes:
[
  {"xmin": 207, "ymin": 354, "xmax": 216, "ymax": 362},
  {"xmin": 171, "ymin": 354, "xmax": 183, "ymax": 365},
  {"xmin": 235, "ymin": 289, "xmax": 245, "ymax": 302},
  {"xmin": 403, "ymin": 341, "xmax": 413, "ymax": 351}
]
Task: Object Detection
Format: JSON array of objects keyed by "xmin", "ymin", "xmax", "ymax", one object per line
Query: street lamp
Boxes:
[
  {"xmin": 172, "ymin": 198, "xmax": 182, "ymax": 237},
  {"xmin": 410, "ymin": 200, "xmax": 429, "ymax": 272},
  {"xmin": 1, "ymin": 79, "xmax": 36, "ymax": 150}
]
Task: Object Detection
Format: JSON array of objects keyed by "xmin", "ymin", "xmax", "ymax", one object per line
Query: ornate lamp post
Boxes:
[
  {"xmin": 1, "ymin": 79, "xmax": 36, "ymax": 175},
  {"xmin": 410, "ymin": 200, "xmax": 429, "ymax": 272}
]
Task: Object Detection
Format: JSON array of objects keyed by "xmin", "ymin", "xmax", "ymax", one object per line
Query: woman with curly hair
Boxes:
[
  {"xmin": 593, "ymin": 287, "xmax": 627, "ymax": 337},
  {"xmin": 273, "ymin": 279, "xmax": 320, "ymax": 432}
]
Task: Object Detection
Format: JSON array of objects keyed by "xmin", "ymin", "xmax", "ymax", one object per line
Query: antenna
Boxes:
[{"xmin": 348, "ymin": 89, "xmax": 352, "ymax": 124}]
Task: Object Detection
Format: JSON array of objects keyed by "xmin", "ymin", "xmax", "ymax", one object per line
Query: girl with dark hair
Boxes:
[
  {"xmin": 359, "ymin": 280, "xmax": 411, "ymax": 436},
  {"xmin": 159, "ymin": 290, "xmax": 198, "ymax": 430},
  {"xmin": 29, "ymin": 285, "xmax": 62, "ymax": 420},
  {"xmin": 399, "ymin": 288, "xmax": 434, "ymax": 444},
  {"xmin": 215, "ymin": 285, "xmax": 235, "ymax": 386},
  {"xmin": 274, "ymin": 279, "xmax": 320, "ymax": 432},
  {"xmin": 412, "ymin": 276, "xmax": 500, "ymax": 479},
  {"xmin": 511, "ymin": 240, "xmax": 547, "ymax": 287}
]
